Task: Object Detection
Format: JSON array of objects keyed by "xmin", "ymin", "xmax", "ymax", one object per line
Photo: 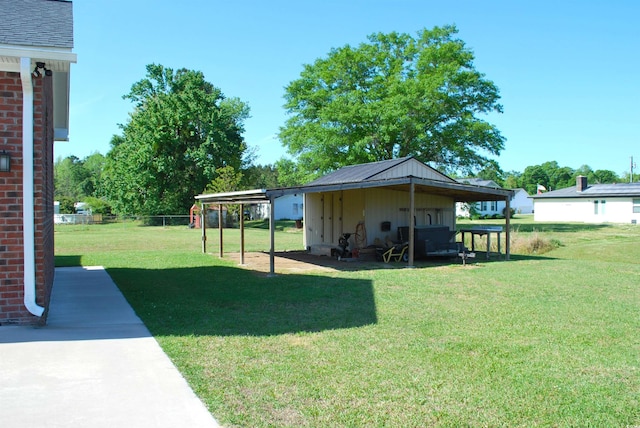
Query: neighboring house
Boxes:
[
  {"xmin": 456, "ymin": 178, "xmax": 504, "ymax": 217},
  {"xmin": 455, "ymin": 179, "xmax": 533, "ymax": 217},
  {"xmin": 511, "ymin": 188, "xmax": 534, "ymax": 214},
  {"xmin": 196, "ymin": 156, "xmax": 514, "ymax": 273},
  {"xmin": 273, "ymin": 193, "xmax": 304, "ymax": 220},
  {"xmin": 0, "ymin": 0, "xmax": 76, "ymax": 324},
  {"xmin": 247, "ymin": 194, "xmax": 304, "ymax": 221},
  {"xmin": 532, "ymin": 176, "xmax": 640, "ymax": 224}
]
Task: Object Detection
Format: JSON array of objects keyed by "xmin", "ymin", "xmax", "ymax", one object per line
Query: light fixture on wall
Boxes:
[
  {"xmin": 0, "ymin": 151, "xmax": 10, "ymax": 172},
  {"xmin": 32, "ymin": 61, "xmax": 51, "ymax": 78}
]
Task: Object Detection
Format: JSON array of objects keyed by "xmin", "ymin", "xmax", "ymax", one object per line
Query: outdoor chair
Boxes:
[{"xmin": 376, "ymin": 239, "xmax": 409, "ymax": 263}]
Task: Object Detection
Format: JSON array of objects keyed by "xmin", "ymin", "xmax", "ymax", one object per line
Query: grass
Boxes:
[{"xmin": 55, "ymin": 219, "xmax": 640, "ymax": 427}]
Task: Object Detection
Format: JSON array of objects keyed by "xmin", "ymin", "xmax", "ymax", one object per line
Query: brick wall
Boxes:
[{"xmin": 0, "ymin": 70, "xmax": 55, "ymax": 325}]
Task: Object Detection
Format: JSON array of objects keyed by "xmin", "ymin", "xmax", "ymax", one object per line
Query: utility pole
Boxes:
[{"xmin": 632, "ymin": 156, "xmax": 636, "ymax": 183}]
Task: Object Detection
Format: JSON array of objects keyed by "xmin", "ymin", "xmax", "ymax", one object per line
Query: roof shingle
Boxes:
[
  {"xmin": 0, "ymin": 0, "xmax": 74, "ymax": 49},
  {"xmin": 533, "ymin": 182, "xmax": 640, "ymax": 198}
]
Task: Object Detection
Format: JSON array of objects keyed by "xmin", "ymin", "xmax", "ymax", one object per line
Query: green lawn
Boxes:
[{"xmin": 55, "ymin": 219, "xmax": 640, "ymax": 427}]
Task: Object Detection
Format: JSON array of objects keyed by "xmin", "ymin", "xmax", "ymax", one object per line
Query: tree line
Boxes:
[
  {"xmin": 54, "ymin": 152, "xmax": 282, "ymax": 214},
  {"xmin": 54, "ymin": 152, "xmax": 634, "ymax": 215},
  {"xmin": 53, "ymin": 25, "xmax": 638, "ymax": 215},
  {"xmin": 469, "ymin": 161, "xmax": 636, "ymax": 196}
]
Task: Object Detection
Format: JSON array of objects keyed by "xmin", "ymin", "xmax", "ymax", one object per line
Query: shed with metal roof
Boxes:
[{"xmin": 196, "ymin": 157, "xmax": 514, "ymax": 274}]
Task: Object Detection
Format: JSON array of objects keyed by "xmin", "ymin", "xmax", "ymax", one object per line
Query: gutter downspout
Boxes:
[{"xmin": 20, "ymin": 57, "xmax": 44, "ymax": 317}]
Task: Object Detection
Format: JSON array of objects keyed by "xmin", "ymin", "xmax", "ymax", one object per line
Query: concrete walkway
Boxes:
[{"xmin": 0, "ymin": 266, "xmax": 220, "ymax": 428}]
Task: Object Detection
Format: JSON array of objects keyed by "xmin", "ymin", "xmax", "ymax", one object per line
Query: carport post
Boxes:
[
  {"xmin": 408, "ymin": 179, "xmax": 415, "ymax": 267},
  {"xmin": 218, "ymin": 203, "xmax": 223, "ymax": 258},
  {"xmin": 269, "ymin": 195, "xmax": 275, "ymax": 275},
  {"xmin": 201, "ymin": 204, "xmax": 207, "ymax": 253},
  {"xmin": 505, "ymin": 196, "xmax": 511, "ymax": 260},
  {"xmin": 240, "ymin": 203, "xmax": 245, "ymax": 265}
]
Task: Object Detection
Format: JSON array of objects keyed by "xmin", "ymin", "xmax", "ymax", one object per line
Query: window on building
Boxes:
[
  {"xmin": 594, "ymin": 200, "xmax": 607, "ymax": 215},
  {"xmin": 490, "ymin": 201, "xmax": 497, "ymax": 211},
  {"xmin": 293, "ymin": 203, "xmax": 299, "ymax": 216},
  {"xmin": 480, "ymin": 201, "xmax": 488, "ymax": 211},
  {"xmin": 633, "ymin": 199, "xmax": 640, "ymax": 213}
]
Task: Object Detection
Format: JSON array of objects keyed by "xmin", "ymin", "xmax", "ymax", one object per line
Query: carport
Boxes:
[
  {"xmin": 195, "ymin": 174, "xmax": 513, "ymax": 276},
  {"xmin": 195, "ymin": 188, "xmax": 272, "ymax": 267}
]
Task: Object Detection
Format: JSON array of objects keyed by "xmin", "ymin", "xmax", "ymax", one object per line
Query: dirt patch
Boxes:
[
  {"xmin": 216, "ymin": 250, "xmax": 460, "ymax": 275},
  {"xmin": 221, "ymin": 251, "xmax": 338, "ymax": 274}
]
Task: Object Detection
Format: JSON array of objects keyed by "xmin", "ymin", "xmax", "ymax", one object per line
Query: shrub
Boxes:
[
  {"xmin": 502, "ymin": 206, "xmax": 515, "ymax": 217},
  {"xmin": 84, "ymin": 196, "xmax": 112, "ymax": 215},
  {"xmin": 509, "ymin": 231, "xmax": 561, "ymax": 255},
  {"xmin": 56, "ymin": 196, "xmax": 75, "ymax": 214}
]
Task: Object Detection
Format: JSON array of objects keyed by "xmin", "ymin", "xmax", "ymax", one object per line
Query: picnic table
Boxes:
[{"xmin": 458, "ymin": 226, "xmax": 504, "ymax": 260}]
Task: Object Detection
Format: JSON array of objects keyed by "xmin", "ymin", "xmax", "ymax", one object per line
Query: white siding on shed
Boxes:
[{"xmin": 304, "ymin": 187, "xmax": 456, "ymax": 249}]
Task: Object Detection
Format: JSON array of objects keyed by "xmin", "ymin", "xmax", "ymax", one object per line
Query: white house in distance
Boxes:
[
  {"xmin": 532, "ymin": 176, "xmax": 640, "ymax": 224},
  {"xmin": 247, "ymin": 194, "xmax": 303, "ymax": 220},
  {"xmin": 456, "ymin": 178, "xmax": 533, "ymax": 217},
  {"xmin": 511, "ymin": 189, "xmax": 534, "ymax": 214},
  {"xmin": 274, "ymin": 193, "xmax": 303, "ymax": 220}
]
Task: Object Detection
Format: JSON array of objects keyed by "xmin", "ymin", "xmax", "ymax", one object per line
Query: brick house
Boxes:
[{"xmin": 0, "ymin": 0, "xmax": 76, "ymax": 324}]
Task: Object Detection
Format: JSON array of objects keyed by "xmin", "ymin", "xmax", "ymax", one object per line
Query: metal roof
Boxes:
[
  {"xmin": 532, "ymin": 182, "xmax": 640, "ymax": 199},
  {"xmin": 196, "ymin": 189, "xmax": 270, "ymax": 205},
  {"xmin": 307, "ymin": 157, "xmax": 415, "ymax": 185},
  {"xmin": 0, "ymin": 0, "xmax": 74, "ymax": 48},
  {"xmin": 457, "ymin": 178, "xmax": 501, "ymax": 189},
  {"xmin": 306, "ymin": 156, "xmax": 458, "ymax": 186},
  {"xmin": 196, "ymin": 159, "xmax": 512, "ymax": 205},
  {"xmin": 268, "ymin": 176, "xmax": 511, "ymax": 201}
]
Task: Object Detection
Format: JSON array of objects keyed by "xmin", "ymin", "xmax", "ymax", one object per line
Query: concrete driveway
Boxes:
[{"xmin": 0, "ymin": 266, "xmax": 220, "ymax": 428}]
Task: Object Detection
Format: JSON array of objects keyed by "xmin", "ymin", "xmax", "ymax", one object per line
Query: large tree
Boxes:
[
  {"xmin": 54, "ymin": 155, "xmax": 96, "ymax": 201},
  {"xmin": 242, "ymin": 164, "xmax": 280, "ymax": 189},
  {"xmin": 279, "ymin": 25, "xmax": 504, "ymax": 177},
  {"xmin": 517, "ymin": 161, "xmax": 621, "ymax": 194},
  {"xmin": 103, "ymin": 64, "xmax": 249, "ymax": 215},
  {"xmin": 81, "ymin": 152, "xmax": 106, "ymax": 197},
  {"xmin": 520, "ymin": 165, "xmax": 551, "ymax": 195},
  {"xmin": 476, "ymin": 160, "xmax": 505, "ymax": 187}
]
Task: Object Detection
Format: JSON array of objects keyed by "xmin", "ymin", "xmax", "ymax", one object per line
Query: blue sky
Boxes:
[{"xmin": 59, "ymin": 0, "xmax": 639, "ymax": 177}]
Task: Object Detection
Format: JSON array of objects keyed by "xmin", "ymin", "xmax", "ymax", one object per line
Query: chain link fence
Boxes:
[{"xmin": 54, "ymin": 214, "xmax": 192, "ymax": 227}]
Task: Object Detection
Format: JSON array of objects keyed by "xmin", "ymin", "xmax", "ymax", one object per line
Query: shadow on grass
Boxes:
[
  {"xmin": 269, "ymin": 250, "xmax": 557, "ymax": 271},
  {"xmin": 498, "ymin": 253, "xmax": 557, "ymax": 261},
  {"xmin": 107, "ymin": 265, "xmax": 377, "ymax": 337},
  {"xmin": 416, "ymin": 253, "xmax": 557, "ymax": 267},
  {"xmin": 55, "ymin": 255, "xmax": 82, "ymax": 267}
]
